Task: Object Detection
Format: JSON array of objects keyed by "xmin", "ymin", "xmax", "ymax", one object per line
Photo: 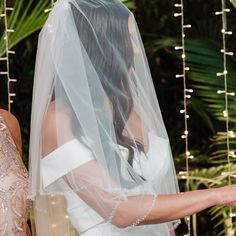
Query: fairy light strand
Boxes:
[
  {"xmin": 216, "ymin": 0, "xmax": 235, "ymax": 234},
  {"xmin": 0, "ymin": 0, "xmax": 16, "ymax": 112},
  {"xmin": 45, "ymin": 0, "xmax": 55, "ymax": 13},
  {"xmin": 174, "ymin": 1, "xmax": 192, "ymax": 235}
]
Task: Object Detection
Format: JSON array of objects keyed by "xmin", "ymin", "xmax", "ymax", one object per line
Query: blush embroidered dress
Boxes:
[{"xmin": 0, "ymin": 114, "xmax": 29, "ymax": 236}]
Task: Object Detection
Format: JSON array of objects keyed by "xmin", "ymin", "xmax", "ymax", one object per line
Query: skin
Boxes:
[
  {"xmin": 128, "ymin": 15, "xmax": 140, "ymax": 56},
  {"xmin": 43, "ymin": 102, "xmax": 236, "ymax": 231},
  {"xmin": 0, "ymin": 109, "xmax": 31, "ymax": 236},
  {"xmin": 0, "ymin": 109, "xmax": 22, "ymax": 156},
  {"xmin": 41, "ymin": 13, "xmax": 236, "ymax": 234}
]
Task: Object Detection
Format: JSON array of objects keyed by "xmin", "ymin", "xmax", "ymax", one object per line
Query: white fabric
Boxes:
[
  {"xmin": 29, "ymin": 0, "xmax": 180, "ymax": 235},
  {"xmin": 42, "ymin": 139, "xmax": 93, "ymax": 188},
  {"xmin": 41, "ymin": 132, "xmax": 171, "ymax": 235}
]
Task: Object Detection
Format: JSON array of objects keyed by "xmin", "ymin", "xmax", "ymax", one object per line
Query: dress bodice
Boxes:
[
  {"xmin": 41, "ymin": 132, "xmax": 171, "ymax": 235},
  {"xmin": 0, "ymin": 115, "xmax": 29, "ymax": 236}
]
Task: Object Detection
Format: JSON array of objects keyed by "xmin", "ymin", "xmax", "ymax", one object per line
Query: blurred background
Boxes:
[{"xmin": 0, "ymin": 0, "xmax": 236, "ymax": 235}]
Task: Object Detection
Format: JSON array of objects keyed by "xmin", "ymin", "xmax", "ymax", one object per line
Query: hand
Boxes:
[{"xmin": 215, "ymin": 184, "xmax": 236, "ymax": 206}]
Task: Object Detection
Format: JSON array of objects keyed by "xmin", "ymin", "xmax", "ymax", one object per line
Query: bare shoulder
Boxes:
[
  {"xmin": 44, "ymin": 101, "xmax": 72, "ymax": 134},
  {"xmin": 0, "ymin": 109, "xmax": 22, "ymax": 155},
  {"xmin": 42, "ymin": 101, "xmax": 74, "ymax": 156},
  {"xmin": 0, "ymin": 109, "xmax": 19, "ymax": 124}
]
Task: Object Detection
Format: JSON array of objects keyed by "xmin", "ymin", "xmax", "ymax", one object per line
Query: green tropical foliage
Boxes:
[
  {"xmin": 0, "ymin": 0, "xmax": 50, "ymax": 56},
  {"xmin": 140, "ymin": 0, "xmax": 236, "ymax": 234},
  {"xmin": 174, "ymin": 1, "xmax": 236, "ymax": 235},
  {"xmin": 0, "ymin": 0, "xmax": 236, "ymax": 235},
  {"xmin": 230, "ymin": 0, "xmax": 236, "ymax": 9}
]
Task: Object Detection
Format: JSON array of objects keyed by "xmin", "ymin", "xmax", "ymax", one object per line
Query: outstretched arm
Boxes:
[
  {"xmin": 43, "ymin": 104, "xmax": 236, "ymax": 228},
  {"xmin": 63, "ymin": 159, "xmax": 236, "ymax": 228}
]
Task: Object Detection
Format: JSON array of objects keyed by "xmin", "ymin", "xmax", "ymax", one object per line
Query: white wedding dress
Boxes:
[{"xmin": 38, "ymin": 131, "xmax": 174, "ymax": 236}]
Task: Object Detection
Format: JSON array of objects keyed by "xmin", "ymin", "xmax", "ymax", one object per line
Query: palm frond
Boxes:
[
  {"xmin": 184, "ymin": 39, "xmax": 236, "ymax": 123},
  {"xmin": 183, "ymin": 164, "xmax": 236, "ymax": 234},
  {"xmin": 0, "ymin": 0, "xmax": 50, "ymax": 57},
  {"xmin": 122, "ymin": 0, "xmax": 136, "ymax": 10},
  {"xmin": 230, "ymin": 0, "xmax": 236, "ymax": 9}
]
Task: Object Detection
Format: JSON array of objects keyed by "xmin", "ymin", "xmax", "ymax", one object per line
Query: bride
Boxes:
[{"xmin": 29, "ymin": 0, "xmax": 236, "ymax": 235}]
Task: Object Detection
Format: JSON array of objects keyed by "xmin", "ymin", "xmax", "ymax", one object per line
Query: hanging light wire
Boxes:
[
  {"xmin": 0, "ymin": 0, "xmax": 16, "ymax": 112},
  {"xmin": 216, "ymin": 0, "xmax": 235, "ymax": 234},
  {"xmin": 174, "ymin": 1, "xmax": 192, "ymax": 235},
  {"xmin": 45, "ymin": 0, "xmax": 55, "ymax": 13}
]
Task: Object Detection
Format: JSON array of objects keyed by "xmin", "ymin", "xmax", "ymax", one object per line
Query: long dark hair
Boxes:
[{"xmin": 70, "ymin": 0, "xmax": 144, "ymax": 168}]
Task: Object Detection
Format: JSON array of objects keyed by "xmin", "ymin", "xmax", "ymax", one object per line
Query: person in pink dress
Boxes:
[{"xmin": 0, "ymin": 109, "xmax": 30, "ymax": 236}]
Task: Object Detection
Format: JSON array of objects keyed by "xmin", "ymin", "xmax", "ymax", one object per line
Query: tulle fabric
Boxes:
[{"xmin": 29, "ymin": 0, "xmax": 180, "ymax": 235}]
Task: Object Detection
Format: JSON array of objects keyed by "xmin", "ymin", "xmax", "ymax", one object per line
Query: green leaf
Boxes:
[
  {"xmin": 230, "ymin": 0, "xmax": 236, "ymax": 9},
  {"xmin": 0, "ymin": 0, "xmax": 50, "ymax": 57}
]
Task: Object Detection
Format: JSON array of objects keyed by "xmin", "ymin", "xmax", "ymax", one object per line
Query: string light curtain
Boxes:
[
  {"xmin": 216, "ymin": 0, "xmax": 235, "ymax": 235},
  {"xmin": 174, "ymin": 1, "xmax": 192, "ymax": 235},
  {"xmin": 0, "ymin": 0, "xmax": 16, "ymax": 112}
]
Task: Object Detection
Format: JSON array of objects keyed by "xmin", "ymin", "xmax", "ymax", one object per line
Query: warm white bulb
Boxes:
[
  {"xmin": 186, "ymin": 89, "xmax": 193, "ymax": 93},
  {"xmin": 229, "ymin": 212, "xmax": 236, "ymax": 217},
  {"xmin": 229, "ymin": 151, "xmax": 236, "ymax": 158},
  {"xmin": 176, "ymin": 74, "xmax": 184, "ymax": 78},
  {"xmin": 223, "ymin": 110, "xmax": 228, "ymax": 117},
  {"xmin": 183, "ymin": 24, "xmax": 191, "ymax": 28},
  {"xmin": 174, "ymin": 3, "xmax": 182, "ymax": 7},
  {"xmin": 228, "ymin": 131, "xmax": 235, "ymax": 138},
  {"xmin": 175, "ymin": 46, "xmax": 183, "ymax": 50},
  {"xmin": 179, "ymin": 171, "xmax": 186, "ymax": 175},
  {"xmin": 226, "ymin": 52, "xmax": 234, "ymax": 56},
  {"xmin": 44, "ymin": 8, "xmax": 52, "ymax": 13},
  {"xmin": 8, "ymin": 50, "xmax": 16, "ymax": 54},
  {"xmin": 174, "ymin": 13, "xmax": 182, "ymax": 17},
  {"xmin": 6, "ymin": 29, "xmax": 14, "ymax": 33},
  {"xmin": 215, "ymin": 11, "xmax": 223, "ymax": 15},
  {"xmin": 227, "ymin": 92, "xmax": 235, "ymax": 96}
]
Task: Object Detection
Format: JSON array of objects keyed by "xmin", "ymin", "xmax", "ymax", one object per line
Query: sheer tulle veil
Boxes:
[{"xmin": 29, "ymin": 0, "xmax": 180, "ymax": 235}]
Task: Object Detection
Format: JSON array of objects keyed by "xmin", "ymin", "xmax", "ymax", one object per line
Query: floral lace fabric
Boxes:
[{"xmin": 0, "ymin": 115, "xmax": 29, "ymax": 236}]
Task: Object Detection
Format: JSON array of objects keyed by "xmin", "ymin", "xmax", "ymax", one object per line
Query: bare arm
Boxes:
[
  {"xmin": 66, "ymin": 160, "xmax": 235, "ymax": 228},
  {"xmin": 43, "ymin": 104, "xmax": 236, "ymax": 228}
]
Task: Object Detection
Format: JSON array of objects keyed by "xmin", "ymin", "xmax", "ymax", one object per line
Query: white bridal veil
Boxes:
[{"xmin": 29, "ymin": 0, "xmax": 180, "ymax": 235}]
